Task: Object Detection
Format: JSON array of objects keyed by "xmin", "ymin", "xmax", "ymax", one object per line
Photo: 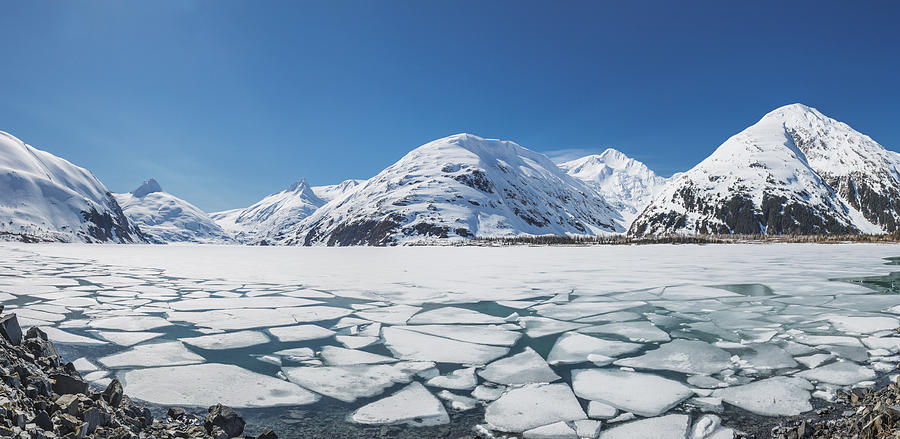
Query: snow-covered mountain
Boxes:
[
  {"xmin": 630, "ymin": 104, "xmax": 895, "ymax": 236},
  {"xmin": 0, "ymin": 131, "xmax": 144, "ymax": 243},
  {"xmin": 312, "ymin": 179, "xmax": 366, "ymax": 202},
  {"xmin": 114, "ymin": 179, "xmax": 232, "ymax": 244},
  {"xmin": 210, "ymin": 179, "xmax": 326, "ymax": 244},
  {"xmin": 560, "ymin": 149, "xmax": 667, "ymax": 227},
  {"xmin": 777, "ymin": 105, "xmax": 900, "ymax": 233},
  {"xmin": 278, "ymin": 133, "xmax": 624, "ymax": 246}
]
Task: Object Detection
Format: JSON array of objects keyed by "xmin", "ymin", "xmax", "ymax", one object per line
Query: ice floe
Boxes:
[
  {"xmin": 712, "ymin": 376, "xmax": 813, "ymax": 416},
  {"xmin": 547, "ymin": 332, "xmax": 642, "ymax": 365},
  {"xmin": 92, "ymin": 331, "xmax": 164, "ymax": 346},
  {"xmin": 267, "ymin": 324, "xmax": 335, "ymax": 342},
  {"xmin": 578, "ymin": 321, "xmax": 670, "ymax": 342},
  {"xmin": 407, "ymin": 307, "xmax": 505, "ymax": 325},
  {"xmin": 99, "ymin": 342, "xmax": 204, "ymax": 368},
  {"xmin": 484, "ymin": 383, "xmax": 586, "ymax": 433},
  {"xmin": 349, "ymin": 382, "xmax": 449, "ymax": 426},
  {"xmin": 614, "ymin": 339, "xmax": 732, "ymax": 375},
  {"xmin": 39, "ymin": 327, "xmax": 106, "ymax": 345},
  {"xmin": 354, "ymin": 304, "xmax": 422, "ymax": 325},
  {"xmin": 571, "ymin": 369, "xmax": 692, "ymax": 417},
  {"xmin": 282, "ymin": 362, "xmax": 434, "ymax": 402},
  {"xmin": 523, "ymin": 421, "xmax": 578, "ymax": 439},
  {"xmin": 179, "ymin": 330, "xmax": 270, "ymax": 350},
  {"xmin": 478, "ymin": 347, "xmax": 560, "ymax": 385},
  {"xmin": 597, "ymin": 414, "xmax": 689, "ymax": 439},
  {"xmin": 89, "ymin": 316, "xmax": 172, "ymax": 331},
  {"xmin": 518, "ymin": 317, "xmax": 591, "ymax": 338},
  {"xmin": 426, "ymin": 367, "xmax": 478, "ymax": 390},
  {"xmin": 382, "ymin": 327, "xmax": 509, "ymax": 364},
  {"xmin": 168, "ymin": 296, "xmax": 321, "ymax": 311},
  {"xmin": 400, "ymin": 324, "xmax": 521, "ymax": 346},
  {"xmin": 123, "ymin": 363, "xmax": 319, "ymax": 407},
  {"xmin": 319, "ymin": 346, "xmax": 398, "ymax": 365},
  {"xmin": 335, "ymin": 335, "xmax": 379, "ymax": 349},
  {"xmin": 795, "ymin": 360, "xmax": 876, "ymax": 385}
]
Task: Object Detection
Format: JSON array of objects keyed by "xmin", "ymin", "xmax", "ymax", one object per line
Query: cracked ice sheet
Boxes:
[
  {"xmin": 613, "ymin": 339, "xmax": 733, "ymax": 375},
  {"xmin": 407, "ymin": 306, "xmax": 505, "ymax": 324},
  {"xmin": 547, "ymin": 332, "xmax": 642, "ymax": 365},
  {"xmin": 15, "ymin": 244, "xmax": 900, "ymax": 307},
  {"xmin": 167, "ymin": 296, "xmax": 322, "ymax": 311},
  {"xmin": 89, "ymin": 316, "xmax": 172, "ymax": 331},
  {"xmin": 166, "ymin": 306, "xmax": 352, "ymax": 330},
  {"xmin": 281, "ymin": 361, "xmax": 435, "ymax": 402},
  {"xmin": 124, "ymin": 363, "xmax": 319, "ymax": 408},
  {"xmin": 382, "ymin": 326, "xmax": 509, "ymax": 364},
  {"xmin": 99, "ymin": 342, "xmax": 204, "ymax": 368},
  {"xmin": 179, "ymin": 330, "xmax": 270, "ymax": 350},
  {"xmin": 398, "ymin": 324, "xmax": 521, "ymax": 346}
]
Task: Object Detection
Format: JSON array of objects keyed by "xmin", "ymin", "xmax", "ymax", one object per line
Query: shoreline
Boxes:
[{"xmin": 0, "ymin": 310, "xmax": 277, "ymax": 439}]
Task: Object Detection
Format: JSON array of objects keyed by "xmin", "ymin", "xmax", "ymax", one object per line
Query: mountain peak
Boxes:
[
  {"xmin": 287, "ymin": 178, "xmax": 312, "ymax": 193},
  {"xmin": 131, "ymin": 178, "xmax": 163, "ymax": 197},
  {"xmin": 760, "ymin": 103, "xmax": 828, "ymax": 124}
]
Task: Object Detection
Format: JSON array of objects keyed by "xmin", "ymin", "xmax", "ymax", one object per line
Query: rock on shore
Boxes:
[{"xmin": 0, "ymin": 309, "xmax": 277, "ymax": 439}]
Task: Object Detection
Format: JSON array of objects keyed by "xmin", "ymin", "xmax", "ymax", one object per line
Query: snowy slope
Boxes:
[
  {"xmin": 773, "ymin": 104, "xmax": 900, "ymax": 232},
  {"xmin": 281, "ymin": 133, "xmax": 624, "ymax": 246},
  {"xmin": 114, "ymin": 179, "xmax": 233, "ymax": 244},
  {"xmin": 629, "ymin": 104, "xmax": 888, "ymax": 237},
  {"xmin": 312, "ymin": 179, "xmax": 366, "ymax": 202},
  {"xmin": 210, "ymin": 179, "xmax": 326, "ymax": 244},
  {"xmin": 560, "ymin": 149, "xmax": 667, "ymax": 227},
  {"xmin": 0, "ymin": 131, "xmax": 144, "ymax": 243}
]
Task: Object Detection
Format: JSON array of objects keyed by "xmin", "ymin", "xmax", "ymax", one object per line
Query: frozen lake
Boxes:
[{"xmin": 3, "ymin": 243, "xmax": 900, "ymax": 438}]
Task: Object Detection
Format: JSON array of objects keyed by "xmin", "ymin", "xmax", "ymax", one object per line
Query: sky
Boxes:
[{"xmin": 1, "ymin": 1, "xmax": 898, "ymax": 212}]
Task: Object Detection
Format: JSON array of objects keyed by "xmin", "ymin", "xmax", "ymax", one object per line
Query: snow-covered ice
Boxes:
[
  {"xmin": 382, "ymin": 326, "xmax": 509, "ymax": 364},
  {"xmin": 281, "ymin": 362, "xmax": 434, "ymax": 403},
  {"xmin": 571, "ymin": 369, "xmax": 693, "ymax": 417},
  {"xmin": 5, "ymin": 243, "xmax": 900, "ymax": 436},
  {"xmin": 267, "ymin": 324, "xmax": 335, "ymax": 342},
  {"xmin": 179, "ymin": 330, "xmax": 270, "ymax": 350},
  {"xmin": 712, "ymin": 376, "xmax": 813, "ymax": 416},
  {"xmin": 349, "ymin": 382, "xmax": 449, "ymax": 426},
  {"xmin": 614, "ymin": 339, "xmax": 733, "ymax": 375},
  {"xmin": 478, "ymin": 347, "xmax": 560, "ymax": 385},
  {"xmin": 484, "ymin": 383, "xmax": 586, "ymax": 433},
  {"xmin": 123, "ymin": 363, "xmax": 319, "ymax": 408},
  {"xmin": 99, "ymin": 342, "xmax": 205, "ymax": 368},
  {"xmin": 795, "ymin": 361, "xmax": 876, "ymax": 385},
  {"xmin": 547, "ymin": 332, "xmax": 642, "ymax": 364},
  {"xmin": 598, "ymin": 414, "xmax": 690, "ymax": 439}
]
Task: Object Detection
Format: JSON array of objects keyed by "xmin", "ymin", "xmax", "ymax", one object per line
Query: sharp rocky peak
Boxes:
[{"xmin": 131, "ymin": 178, "xmax": 163, "ymax": 197}]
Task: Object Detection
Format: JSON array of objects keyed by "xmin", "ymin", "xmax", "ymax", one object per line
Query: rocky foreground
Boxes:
[
  {"xmin": 773, "ymin": 377, "xmax": 900, "ymax": 439},
  {"xmin": 0, "ymin": 309, "xmax": 276, "ymax": 439}
]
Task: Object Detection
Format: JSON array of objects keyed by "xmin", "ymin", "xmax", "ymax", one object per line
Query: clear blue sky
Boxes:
[{"xmin": 1, "ymin": 1, "xmax": 898, "ymax": 211}]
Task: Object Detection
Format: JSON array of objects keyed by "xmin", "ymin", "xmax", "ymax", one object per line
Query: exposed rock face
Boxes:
[
  {"xmin": 630, "ymin": 104, "xmax": 896, "ymax": 236},
  {"xmin": 288, "ymin": 133, "xmax": 624, "ymax": 246},
  {"xmin": 0, "ymin": 311, "xmax": 275, "ymax": 439}
]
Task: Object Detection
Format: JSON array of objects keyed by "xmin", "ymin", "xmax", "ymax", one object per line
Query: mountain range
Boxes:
[{"xmin": 1, "ymin": 103, "xmax": 897, "ymax": 245}]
